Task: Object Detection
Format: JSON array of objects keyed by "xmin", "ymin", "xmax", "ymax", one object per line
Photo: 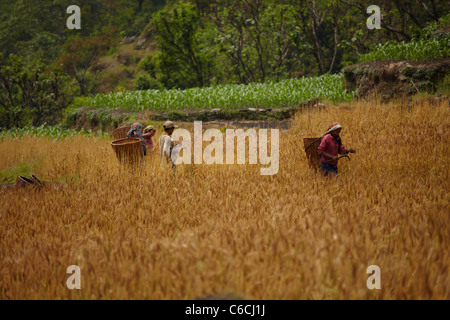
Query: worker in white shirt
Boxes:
[{"xmin": 159, "ymin": 121, "xmax": 179, "ymax": 168}]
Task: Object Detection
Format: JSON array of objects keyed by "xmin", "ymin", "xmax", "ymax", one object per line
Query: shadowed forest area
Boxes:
[{"xmin": 1, "ymin": 0, "xmax": 449, "ymax": 129}]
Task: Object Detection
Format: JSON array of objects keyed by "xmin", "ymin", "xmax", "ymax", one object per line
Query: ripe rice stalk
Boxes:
[{"xmin": 0, "ymin": 97, "xmax": 448, "ymax": 299}]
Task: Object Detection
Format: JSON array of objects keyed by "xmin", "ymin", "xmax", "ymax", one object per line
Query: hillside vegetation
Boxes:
[
  {"xmin": 359, "ymin": 15, "xmax": 450, "ymax": 63},
  {"xmin": 2, "ymin": 1, "xmax": 450, "ymax": 129}
]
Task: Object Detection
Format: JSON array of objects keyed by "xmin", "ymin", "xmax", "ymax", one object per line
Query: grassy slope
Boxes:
[{"xmin": 90, "ymin": 26, "xmax": 155, "ymax": 93}]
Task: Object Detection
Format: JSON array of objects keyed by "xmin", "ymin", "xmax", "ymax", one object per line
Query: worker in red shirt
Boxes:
[{"xmin": 317, "ymin": 122, "xmax": 356, "ymax": 176}]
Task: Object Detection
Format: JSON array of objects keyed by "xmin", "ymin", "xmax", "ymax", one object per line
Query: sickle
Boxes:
[{"xmin": 338, "ymin": 155, "xmax": 350, "ymax": 161}]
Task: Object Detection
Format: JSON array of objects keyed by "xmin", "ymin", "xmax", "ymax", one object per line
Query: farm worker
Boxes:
[
  {"xmin": 127, "ymin": 123, "xmax": 147, "ymax": 156},
  {"xmin": 159, "ymin": 121, "xmax": 180, "ymax": 167},
  {"xmin": 143, "ymin": 125, "xmax": 156, "ymax": 151},
  {"xmin": 317, "ymin": 122, "xmax": 356, "ymax": 176}
]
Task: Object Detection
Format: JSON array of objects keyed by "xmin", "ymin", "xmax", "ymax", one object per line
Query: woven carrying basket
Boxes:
[
  {"xmin": 113, "ymin": 126, "xmax": 131, "ymax": 140},
  {"xmin": 303, "ymin": 137, "xmax": 322, "ymax": 169},
  {"xmin": 111, "ymin": 138, "xmax": 142, "ymax": 164}
]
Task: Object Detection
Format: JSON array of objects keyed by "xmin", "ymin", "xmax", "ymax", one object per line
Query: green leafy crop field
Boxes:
[
  {"xmin": 73, "ymin": 74, "xmax": 355, "ymax": 112},
  {"xmin": 359, "ymin": 37, "xmax": 450, "ymax": 63}
]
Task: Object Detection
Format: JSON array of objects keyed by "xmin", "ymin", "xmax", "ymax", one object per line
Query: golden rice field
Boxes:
[{"xmin": 0, "ymin": 98, "xmax": 448, "ymax": 299}]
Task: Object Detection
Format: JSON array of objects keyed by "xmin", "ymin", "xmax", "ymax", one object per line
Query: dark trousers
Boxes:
[{"xmin": 321, "ymin": 162, "xmax": 338, "ymax": 176}]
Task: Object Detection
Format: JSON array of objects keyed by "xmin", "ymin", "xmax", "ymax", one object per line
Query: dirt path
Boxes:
[{"xmin": 163, "ymin": 119, "xmax": 291, "ymax": 132}]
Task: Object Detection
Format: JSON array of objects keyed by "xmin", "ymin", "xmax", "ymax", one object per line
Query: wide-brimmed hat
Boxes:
[{"xmin": 163, "ymin": 121, "xmax": 178, "ymax": 129}]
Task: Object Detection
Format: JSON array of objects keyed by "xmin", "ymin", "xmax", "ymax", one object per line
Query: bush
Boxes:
[{"xmin": 134, "ymin": 74, "xmax": 163, "ymax": 90}]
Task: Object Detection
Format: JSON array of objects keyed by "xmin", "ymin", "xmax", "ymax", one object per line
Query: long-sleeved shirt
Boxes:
[
  {"xmin": 159, "ymin": 134, "xmax": 173, "ymax": 164},
  {"xmin": 143, "ymin": 131, "xmax": 155, "ymax": 149},
  {"xmin": 317, "ymin": 133, "xmax": 348, "ymax": 166}
]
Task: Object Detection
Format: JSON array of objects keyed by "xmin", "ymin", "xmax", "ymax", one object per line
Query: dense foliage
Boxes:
[
  {"xmin": 1, "ymin": 0, "xmax": 449, "ymax": 127},
  {"xmin": 0, "ymin": 54, "xmax": 72, "ymax": 129},
  {"xmin": 0, "ymin": 0, "xmax": 166, "ymax": 63},
  {"xmin": 139, "ymin": 1, "xmax": 450, "ymax": 89},
  {"xmin": 359, "ymin": 14, "xmax": 450, "ymax": 62}
]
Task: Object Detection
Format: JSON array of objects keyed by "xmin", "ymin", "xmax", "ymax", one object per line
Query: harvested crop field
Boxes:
[{"xmin": 0, "ymin": 98, "xmax": 448, "ymax": 299}]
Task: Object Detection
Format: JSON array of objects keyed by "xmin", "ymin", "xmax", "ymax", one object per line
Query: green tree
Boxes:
[
  {"xmin": 0, "ymin": 54, "xmax": 71, "ymax": 128},
  {"xmin": 338, "ymin": 0, "xmax": 449, "ymax": 42},
  {"xmin": 150, "ymin": 2, "xmax": 215, "ymax": 89},
  {"xmin": 55, "ymin": 31, "xmax": 118, "ymax": 95},
  {"xmin": 211, "ymin": 0, "xmax": 304, "ymax": 82}
]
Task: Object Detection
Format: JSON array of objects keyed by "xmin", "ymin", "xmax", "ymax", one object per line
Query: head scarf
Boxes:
[
  {"xmin": 327, "ymin": 122, "xmax": 342, "ymax": 148},
  {"xmin": 327, "ymin": 122, "xmax": 342, "ymax": 133},
  {"xmin": 127, "ymin": 123, "xmax": 143, "ymax": 140},
  {"xmin": 132, "ymin": 123, "xmax": 142, "ymax": 131}
]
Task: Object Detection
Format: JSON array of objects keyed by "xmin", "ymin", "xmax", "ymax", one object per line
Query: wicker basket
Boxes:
[
  {"xmin": 113, "ymin": 126, "xmax": 131, "ymax": 140},
  {"xmin": 111, "ymin": 138, "xmax": 142, "ymax": 164},
  {"xmin": 303, "ymin": 137, "xmax": 322, "ymax": 169},
  {"xmin": 16, "ymin": 176, "xmax": 35, "ymax": 188}
]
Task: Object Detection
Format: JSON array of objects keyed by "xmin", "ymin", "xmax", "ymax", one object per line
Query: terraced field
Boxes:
[
  {"xmin": 73, "ymin": 74, "xmax": 355, "ymax": 111},
  {"xmin": 1, "ymin": 98, "xmax": 448, "ymax": 299}
]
